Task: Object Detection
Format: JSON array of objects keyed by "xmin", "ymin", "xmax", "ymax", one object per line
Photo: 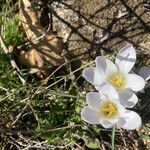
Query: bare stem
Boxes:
[
  {"xmin": 111, "ymin": 126, "xmax": 116, "ymax": 150},
  {"xmin": 0, "ymin": 35, "xmax": 26, "ymax": 84}
]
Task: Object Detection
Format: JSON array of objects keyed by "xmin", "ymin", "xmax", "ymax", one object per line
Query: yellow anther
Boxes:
[
  {"xmin": 108, "ymin": 74, "xmax": 124, "ymax": 91},
  {"xmin": 102, "ymin": 102, "xmax": 116, "ymax": 117}
]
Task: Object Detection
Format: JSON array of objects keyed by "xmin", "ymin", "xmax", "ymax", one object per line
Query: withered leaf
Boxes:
[{"xmin": 19, "ymin": 0, "xmax": 65, "ymax": 70}]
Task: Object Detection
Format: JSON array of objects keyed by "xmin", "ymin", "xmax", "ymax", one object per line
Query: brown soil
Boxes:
[{"xmin": 51, "ymin": 0, "xmax": 150, "ymax": 64}]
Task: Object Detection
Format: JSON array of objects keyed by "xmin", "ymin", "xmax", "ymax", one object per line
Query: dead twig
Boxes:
[
  {"xmin": 0, "ymin": 124, "xmax": 81, "ymax": 135},
  {"xmin": 0, "ymin": 35, "xmax": 26, "ymax": 84}
]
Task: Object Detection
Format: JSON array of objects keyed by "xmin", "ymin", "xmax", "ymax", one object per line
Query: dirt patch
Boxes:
[{"xmin": 51, "ymin": 0, "xmax": 149, "ymax": 62}]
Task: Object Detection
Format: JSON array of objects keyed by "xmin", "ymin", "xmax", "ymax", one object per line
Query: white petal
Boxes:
[
  {"xmin": 81, "ymin": 106, "xmax": 100, "ymax": 124},
  {"xmin": 97, "ymin": 82, "xmax": 119, "ymax": 101},
  {"xmin": 105, "ymin": 59, "xmax": 118, "ymax": 76},
  {"xmin": 106, "ymin": 117, "xmax": 119, "ymax": 125},
  {"xmin": 94, "ymin": 57, "xmax": 117, "ymax": 90},
  {"xmin": 125, "ymin": 74, "xmax": 145, "ymax": 92},
  {"xmin": 94, "ymin": 67, "xmax": 105, "ymax": 88},
  {"xmin": 86, "ymin": 92, "xmax": 102, "ymax": 111},
  {"xmin": 95, "ymin": 56, "xmax": 117, "ymax": 77},
  {"xmin": 119, "ymin": 89, "xmax": 138, "ymax": 108},
  {"xmin": 82, "ymin": 67, "xmax": 95, "ymax": 84},
  {"xmin": 117, "ymin": 102, "xmax": 126, "ymax": 115},
  {"xmin": 95, "ymin": 56, "xmax": 107, "ymax": 77},
  {"xmin": 118, "ymin": 110, "xmax": 142, "ymax": 130},
  {"xmin": 138, "ymin": 66, "xmax": 150, "ymax": 81},
  {"xmin": 100, "ymin": 120, "xmax": 115, "ymax": 129},
  {"xmin": 115, "ymin": 44, "xmax": 136, "ymax": 73}
]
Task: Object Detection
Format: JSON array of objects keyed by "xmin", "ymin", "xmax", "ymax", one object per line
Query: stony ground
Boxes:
[{"xmin": 51, "ymin": 0, "xmax": 149, "ymax": 63}]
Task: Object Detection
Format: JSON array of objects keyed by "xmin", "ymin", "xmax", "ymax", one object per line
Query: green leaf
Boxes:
[{"xmin": 86, "ymin": 141, "xmax": 99, "ymax": 149}]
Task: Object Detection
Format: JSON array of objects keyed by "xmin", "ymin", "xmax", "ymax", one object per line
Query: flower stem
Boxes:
[{"xmin": 111, "ymin": 126, "xmax": 116, "ymax": 150}]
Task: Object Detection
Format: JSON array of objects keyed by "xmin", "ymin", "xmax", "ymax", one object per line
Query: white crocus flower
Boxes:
[
  {"xmin": 83, "ymin": 44, "xmax": 145, "ymax": 108},
  {"xmin": 81, "ymin": 83, "xmax": 141, "ymax": 130}
]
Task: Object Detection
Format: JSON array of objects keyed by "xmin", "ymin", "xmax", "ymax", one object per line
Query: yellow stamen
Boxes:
[
  {"xmin": 108, "ymin": 74, "xmax": 124, "ymax": 91},
  {"xmin": 102, "ymin": 102, "xmax": 116, "ymax": 117}
]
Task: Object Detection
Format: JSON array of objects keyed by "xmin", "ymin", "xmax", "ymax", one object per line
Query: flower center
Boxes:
[
  {"xmin": 107, "ymin": 74, "xmax": 124, "ymax": 91},
  {"xmin": 101, "ymin": 102, "xmax": 116, "ymax": 117}
]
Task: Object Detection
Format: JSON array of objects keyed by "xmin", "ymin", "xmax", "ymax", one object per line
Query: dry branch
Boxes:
[{"xmin": 0, "ymin": 35, "xmax": 26, "ymax": 84}]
